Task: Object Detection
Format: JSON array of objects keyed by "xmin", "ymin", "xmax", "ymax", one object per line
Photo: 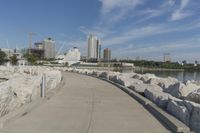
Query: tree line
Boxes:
[
  {"xmin": 118, "ymin": 60, "xmax": 200, "ymax": 71},
  {"xmin": 0, "ymin": 50, "xmax": 38, "ymax": 65}
]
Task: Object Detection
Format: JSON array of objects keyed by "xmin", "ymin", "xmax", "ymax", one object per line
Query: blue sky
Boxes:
[{"xmin": 0, "ymin": 0, "xmax": 200, "ymax": 62}]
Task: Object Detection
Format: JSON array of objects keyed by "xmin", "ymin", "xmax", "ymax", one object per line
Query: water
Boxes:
[{"xmin": 122, "ymin": 69, "xmax": 200, "ymax": 81}]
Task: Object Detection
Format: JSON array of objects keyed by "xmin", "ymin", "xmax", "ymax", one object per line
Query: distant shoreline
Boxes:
[
  {"xmin": 75, "ymin": 66, "xmax": 185, "ymax": 72},
  {"xmin": 134, "ymin": 67, "xmax": 184, "ymax": 72},
  {"xmin": 76, "ymin": 66, "xmax": 124, "ymax": 71}
]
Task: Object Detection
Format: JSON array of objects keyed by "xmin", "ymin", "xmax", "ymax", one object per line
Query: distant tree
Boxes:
[
  {"xmin": 24, "ymin": 54, "xmax": 37, "ymax": 65},
  {"xmin": 182, "ymin": 60, "xmax": 187, "ymax": 65},
  {"xmin": 0, "ymin": 50, "xmax": 7, "ymax": 65},
  {"xmin": 10, "ymin": 55, "xmax": 18, "ymax": 65}
]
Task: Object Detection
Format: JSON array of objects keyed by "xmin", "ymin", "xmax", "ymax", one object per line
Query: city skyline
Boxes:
[{"xmin": 0, "ymin": 0, "xmax": 200, "ymax": 62}]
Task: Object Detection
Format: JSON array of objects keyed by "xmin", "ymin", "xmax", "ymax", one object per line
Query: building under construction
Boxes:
[
  {"xmin": 29, "ymin": 38, "xmax": 56, "ymax": 59},
  {"xmin": 30, "ymin": 47, "xmax": 44, "ymax": 59}
]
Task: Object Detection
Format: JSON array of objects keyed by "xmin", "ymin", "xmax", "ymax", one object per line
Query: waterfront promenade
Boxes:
[{"xmin": 1, "ymin": 72, "xmax": 170, "ymax": 133}]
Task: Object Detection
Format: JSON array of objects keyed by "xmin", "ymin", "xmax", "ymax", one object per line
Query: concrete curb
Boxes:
[
  {"xmin": 86, "ymin": 74, "xmax": 192, "ymax": 133},
  {"xmin": 0, "ymin": 74, "xmax": 65, "ymax": 128}
]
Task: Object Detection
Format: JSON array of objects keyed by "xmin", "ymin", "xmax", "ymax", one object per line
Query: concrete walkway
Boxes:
[{"xmin": 1, "ymin": 72, "xmax": 171, "ymax": 133}]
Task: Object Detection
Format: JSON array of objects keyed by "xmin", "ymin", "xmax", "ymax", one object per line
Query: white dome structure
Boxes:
[
  {"xmin": 55, "ymin": 47, "xmax": 81, "ymax": 66},
  {"xmin": 64, "ymin": 47, "xmax": 81, "ymax": 66},
  {"xmin": 65, "ymin": 47, "xmax": 80, "ymax": 61}
]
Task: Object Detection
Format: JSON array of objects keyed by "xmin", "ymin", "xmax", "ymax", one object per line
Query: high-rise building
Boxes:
[
  {"xmin": 88, "ymin": 34, "xmax": 97, "ymax": 59},
  {"xmin": 87, "ymin": 34, "xmax": 101, "ymax": 60},
  {"xmin": 43, "ymin": 38, "xmax": 56, "ymax": 59},
  {"xmin": 103, "ymin": 48, "xmax": 111, "ymax": 61},
  {"xmin": 30, "ymin": 38, "xmax": 56, "ymax": 59},
  {"xmin": 97, "ymin": 39, "xmax": 101, "ymax": 59},
  {"xmin": 163, "ymin": 53, "xmax": 171, "ymax": 62},
  {"xmin": 35, "ymin": 42, "xmax": 44, "ymax": 50},
  {"xmin": 32, "ymin": 42, "xmax": 44, "ymax": 59}
]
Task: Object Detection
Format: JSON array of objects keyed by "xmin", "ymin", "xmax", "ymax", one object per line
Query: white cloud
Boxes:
[
  {"xmin": 180, "ymin": 0, "xmax": 190, "ymax": 8},
  {"xmin": 171, "ymin": 10, "xmax": 191, "ymax": 21},
  {"xmin": 160, "ymin": 0, "xmax": 176, "ymax": 9},
  {"xmin": 99, "ymin": 0, "xmax": 141, "ymax": 14},
  {"xmin": 141, "ymin": 8, "xmax": 164, "ymax": 18},
  {"xmin": 102, "ymin": 17, "xmax": 200, "ymax": 47},
  {"xmin": 171, "ymin": 0, "xmax": 191, "ymax": 21},
  {"xmin": 112, "ymin": 37, "xmax": 200, "ymax": 61},
  {"xmin": 130, "ymin": 0, "xmax": 176, "ymax": 25},
  {"xmin": 166, "ymin": 0, "xmax": 176, "ymax": 7},
  {"xmin": 126, "ymin": 43, "xmax": 198, "ymax": 54},
  {"xmin": 98, "ymin": 0, "xmax": 143, "ymax": 25},
  {"xmin": 102, "ymin": 24, "xmax": 176, "ymax": 46}
]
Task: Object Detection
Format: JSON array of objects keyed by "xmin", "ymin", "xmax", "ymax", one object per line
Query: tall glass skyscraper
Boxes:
[{"xmin": 87, "ymin": 34, "xmax": 101, "ymax": 60}]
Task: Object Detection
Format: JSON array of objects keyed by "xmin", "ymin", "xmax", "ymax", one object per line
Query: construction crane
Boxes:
[{"xmin": 28, "ymin": 32, "xmax": 36, "ymax": 55}]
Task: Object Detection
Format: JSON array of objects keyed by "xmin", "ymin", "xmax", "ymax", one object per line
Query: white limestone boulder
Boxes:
[
  {"xmin": 184, "ymin": 80, "xmax": 200, "ymax": 92},
  {"xmin": 158, "ymin": 77, "xmax": 178, "ymax": 89},
  {"xmin": 108, "ymin": 72, "xmax": 120, "ymax": 80},
  {"xmin": 111, "ymin": 74, "xmax": 143, "ymax": 87},
  {"xmin": 85, "ymin": 70, "xmax": 94, "ymax": 75},
  {"xmin": 166, "ymin": 98, "xmax": 190, "ymax": 126},
  {"xmin": 83, "ymin": 69, "xmax": 90, "ymax": 74},
  {"xmin": 73, "ymin": 69, "xmax": 79, "ymax": 73},
  {"xmin": 45, "ymin": 70, "xmax": 62, "ymax": 91},
  {"xmin": 74, "ymin": 69, "xmax": 88, "ymax": 75},
  {"xmin": 91, "ymin": 70, "xmax": 100, "ymax": 77},
  {"xmin": 183, "ymin": 101, "xmax": 200, "ymax": 133},
  {"xmin": 99, "ymin": 71, "xmax": 120, "ymax": 80},
  {"xmin": 148, "ymin": 77, "xmax": 178, "ymax": 90},
  {"xmin": 186, "ymin": 89, "xmax": 200, "ymax": 104},
  {"xmin": 76, "ymin": 69, "xmax": 83, "ymax": 74},
  {"xmin": 99, "ymin": 72, "xmax": 109, "ymax": 79},
  {"xmin": 132, "ymin": 74, "xmax": 143, "ymax": 80},
  {"xmin": 132, "ymin": 73, "xmax": 154, "ymax": 83},
  {"xmin": 165, "ymin": 82, "xmax": 196, "ymax": 99},
  {"xmin": 129, "ymin": 83, "xmax": 162, "ymax": 94},
  {"xmin": 144, "ymin": 73, "xmax": 157, "ymax": 79},
  {"xmin": 0, "ymin": 66, "xmax": 62, "ymax": 118},
  {"xmin": 87, "ymin": 70, "xmax": 96, "ymax": 76},
  {"xmin": 0, "ymin": 86, "xmax": 18, "ymax": 117},
  {"xmin": 0, "ymin": 74, "xmax": 41, "ymax": 117},
  {"xmin": 144, "ymin": 87, "xmax": 169, "ymax": 109},
  {"xmin": 120, "ymin": 73, "xmax": 137, "ymax": 78},
  {"xmin": 183, "ymin": 80, "xmax": 200, "ymax": 103},
  {"xmin": 29, "ymin": 75, "xmax": 43, "ymax": 100}
]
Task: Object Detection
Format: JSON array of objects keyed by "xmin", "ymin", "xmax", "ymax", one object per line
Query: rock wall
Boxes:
[{"xmin": 0, "ymin": 66, "xmax": 62, "ymax": 117}]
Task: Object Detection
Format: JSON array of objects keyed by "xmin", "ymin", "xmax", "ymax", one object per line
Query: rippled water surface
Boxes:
[{"xmin": 122, "ymin": 69, "xmax": 200, "ymax": 81}]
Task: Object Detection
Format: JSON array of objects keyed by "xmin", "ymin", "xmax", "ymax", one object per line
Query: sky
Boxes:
[{"xmin": 0, "ymin": 0, "xmax": 200, "ymax": 62}]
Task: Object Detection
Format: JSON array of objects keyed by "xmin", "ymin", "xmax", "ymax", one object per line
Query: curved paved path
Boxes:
[{"xmin": 1, "ymin": 72, "xmax": 171, "ymax": 133}]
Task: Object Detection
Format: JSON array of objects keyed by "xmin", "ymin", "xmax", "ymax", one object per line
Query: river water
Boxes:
[{"xmin": 122, "ymin": 69, "xmax": 200, "ymax": 81}]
